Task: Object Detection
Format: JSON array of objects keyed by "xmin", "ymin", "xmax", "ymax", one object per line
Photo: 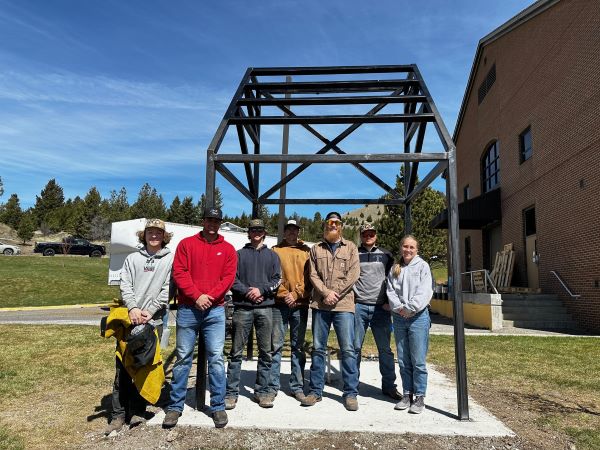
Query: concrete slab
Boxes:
[{"xmin": 148, "ymin": 360, "xmax": 513, "ymax": 437}]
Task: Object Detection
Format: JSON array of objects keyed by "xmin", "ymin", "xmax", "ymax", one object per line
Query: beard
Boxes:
[{"xmin": 324, "ymin": 228, "xmax": 342, "ymax": 243}]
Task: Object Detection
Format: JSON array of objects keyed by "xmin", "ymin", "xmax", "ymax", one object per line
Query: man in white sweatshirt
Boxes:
[{"xmin": 106, "ymin": 218, "xmax": 174, "ymax": 434}]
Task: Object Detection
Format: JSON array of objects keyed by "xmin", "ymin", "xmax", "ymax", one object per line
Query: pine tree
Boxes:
[
  {"xmin": 198, "ymin": 187, "xmax": 224, "ymax": 212},
  {"xmin": 102, "ymin": 187, "xmax": 130, "ymax": 223},
  {"xmin": 179, "ymin": 196, "xmax": 196, "ymax": 225},
  {"xmin": 130, "ymin": 183, "xmax": 167, "ymax": 219},
  {"xmin": 0, "ymin": 176, "xmax": 4, "ymax": 198},
  {"xmin": 167, "ymin": 196, "xmax": 183, "ymax": 223},
  {"xmin": 376, "ymin": 169, "xmax": 447, "ymax": 262},
  {"xmin": 17, "ymin": 212, "xmax": 35, "ymax": 244},
  {"xmin": 0, "ymin": 193, "xmax": 23, "ymax": 229},
  {"xmin": 34, "ymin": 179, "xmax": 65, "ymax": 226}
]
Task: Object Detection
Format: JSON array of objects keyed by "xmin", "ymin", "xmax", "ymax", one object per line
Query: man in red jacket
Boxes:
[{"xmin": 163, "ymin": 207, "xmax": 237, "ymax": 429}]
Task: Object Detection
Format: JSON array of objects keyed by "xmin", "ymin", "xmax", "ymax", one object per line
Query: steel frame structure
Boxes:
[{"xmin": 202, "ymin": 65, "xmax": 469, "ymax": 420}]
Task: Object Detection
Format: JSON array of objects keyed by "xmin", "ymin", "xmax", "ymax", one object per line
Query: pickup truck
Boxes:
[{"xmin": 34, "ymin": 236, "xmax": 106, "ymax": 257}]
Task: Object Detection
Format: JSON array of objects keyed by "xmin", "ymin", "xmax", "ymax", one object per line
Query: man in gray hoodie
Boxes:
[
  {"xmin": 353, "ymin": 222, "xmax": 400, "ymax": 400},
  {"xmin": 106, "ymin": 218, "xmax": 174, "ymax": 434}
]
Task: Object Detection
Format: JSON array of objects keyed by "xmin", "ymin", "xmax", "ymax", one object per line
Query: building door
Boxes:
[
  {"xmin": 484, "ymin": 224, "xmax": 503, "ymax": 271},
  {"xmin": 524, "ymin": 207, "xmax": 539, "ymax": 289}
]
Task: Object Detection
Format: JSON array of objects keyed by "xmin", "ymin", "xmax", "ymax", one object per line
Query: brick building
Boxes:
[{"xmin": 446, "ymin": 0, "xmax": 600, "ymax": 332}]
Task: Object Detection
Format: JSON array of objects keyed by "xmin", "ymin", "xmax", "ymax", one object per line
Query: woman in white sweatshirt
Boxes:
[
  {"xmin": 106, "ymin": 218, "xmax": 174, "ymax": 434},
  {"xmin": 386, "ymin": 235, "xmax": 433, "ymax": 415}
]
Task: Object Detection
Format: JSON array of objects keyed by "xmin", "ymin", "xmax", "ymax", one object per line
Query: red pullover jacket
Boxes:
[{"xmin": 173, "ymin": 232, "xmax": 237, "ymax": 307}]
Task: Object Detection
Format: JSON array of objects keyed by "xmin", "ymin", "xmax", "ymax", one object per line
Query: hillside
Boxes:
[{"xmin": 341, "ymin": 204, "xmax": 385, "ymax": 225}]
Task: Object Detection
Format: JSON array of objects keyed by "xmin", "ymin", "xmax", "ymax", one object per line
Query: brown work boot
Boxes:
[
  {"xmin": 212, "ymin": 410, "xmax": 228, "ymax": 428},
  {"xmin": 224, "ymin": 397, "xmax": 237, "ymax": 410},
  {"xmin": 104, "ymin": 416, "xmax": 125, "ymax": 435},
  {"xmin": 293, "ymin": 391, "xmax": 306, "ymax": 402},
  {"xmin": 344, "ymin": 396, "xmax": 359, "ymax": 411},
  {"xmin": 254, "ymin": 393, "xmax": 274, "ymax": 408},
  {"xmin": 129, "ymin": 414, "xmax": 146, "ymax": 427},
  {"xmin": 162, "ymin": 410, "xmax": 181, "ymax": 428},
  {"xmin": 300, "ymin": 393, "xmax": 322, "ymax": 407}
]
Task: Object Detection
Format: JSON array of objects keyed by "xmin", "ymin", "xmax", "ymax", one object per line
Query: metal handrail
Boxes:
[
  {"xmin": 461, "ymin": 269, "xmax": 499, "ymax": 294},
  {"xmin": 550, "ymin": 271, "xmax": 581, "ymax": 299}
]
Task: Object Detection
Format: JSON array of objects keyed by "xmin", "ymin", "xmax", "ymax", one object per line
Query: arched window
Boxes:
[{"xmin": 482, "ymin": 141, "xmax": 500, "ymax": 193}]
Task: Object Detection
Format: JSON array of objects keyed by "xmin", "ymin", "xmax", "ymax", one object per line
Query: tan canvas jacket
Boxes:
[
  {"xmin": 309, "ymin": 237, "xmax": 360, "ymax": 313},
  {"xmin": 272, "ymin": 240, "xmax": 312, "ymax": 307}
]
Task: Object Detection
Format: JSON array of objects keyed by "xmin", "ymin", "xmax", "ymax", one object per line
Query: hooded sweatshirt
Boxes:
[
  {"xmin": 231, "ymin": 243, "xmax": 281, "ymax": 307},
  {"xmin": 353, "ymin": 245, "xmax": 394, "ymax": 305},
  {"xmin": 120, "ymin": 246, "xmax": 174, "ymax": 324},
  {"xmin": 386, "ymin": 255, "xmax": 433, "ymax": 315},
  {"xmin": 172, "ymin": 232, "xmax": 237, "ymax": 307}
]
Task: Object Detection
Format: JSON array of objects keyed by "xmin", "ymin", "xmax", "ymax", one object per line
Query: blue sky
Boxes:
[{"xmin": 0, "ymin": 0, "xmax": 534, "ymax": 218}]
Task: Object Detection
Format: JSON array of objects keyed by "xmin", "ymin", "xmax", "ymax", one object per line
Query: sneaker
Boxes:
[
  {"xmin": 162, "ymin": 410, "xmax": 181, "ymax": 428},
  {"xmin": 224, "ymin": 397, "xmax": 237, "ymax": 410},
  {"xmin": 300, "ymin": 393, "xmax": 322, "ymax": 407},
  {"xmin": 344, "ymin": 396, "xmax": 359, "ymax": 411},
  {"xmin": 129, "ymin": 414, "xmax": 146, "ymax": 427},
  {"xmin": 293, "ymin": 391, "xmax": 306, "ymax": 402},
  {"xmin": 409, "ymin": 395, "xmax": 425, "ymax": 414},
  {"xmin": 212, "ymin": 410, "xmax": 228, "ymax": 428},
  {"xmin": 104, "ymin": 416, "xmax": 125, "ymax": 435},
  {"xmin": 382, "ymin": 388, "xmax": 402, "ymax": 400},
  {"xmin": 394, "ymin": 393, "xmax": 413, "ymax": 410}
]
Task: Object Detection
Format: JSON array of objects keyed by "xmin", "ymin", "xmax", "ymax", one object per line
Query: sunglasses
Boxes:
[{"xmin": 326, "ymin": 219, "xmax": 342, "ymax": 227}]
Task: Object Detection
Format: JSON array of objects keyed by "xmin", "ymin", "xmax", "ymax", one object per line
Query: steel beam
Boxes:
[
  {"xmin": 237, "ymin": 95, "xmax": 427, "ymax": 106},
  {"xmin": 215, "ymin": 153, "xmax": 448, "ymax": 164},
  {"xmin": 229, "ymin": 113, "xmax": 436, "ymax": 125}
]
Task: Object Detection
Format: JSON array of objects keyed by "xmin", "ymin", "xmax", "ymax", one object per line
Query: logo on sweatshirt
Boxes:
[{"xmin": 217, "ymin": 252, "xmax": 222, "ymax": 256}]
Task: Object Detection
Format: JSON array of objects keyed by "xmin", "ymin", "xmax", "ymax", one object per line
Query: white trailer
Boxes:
[{"xmin": 108, "ymin": 219, "xmax": 283, "ymax": 285}]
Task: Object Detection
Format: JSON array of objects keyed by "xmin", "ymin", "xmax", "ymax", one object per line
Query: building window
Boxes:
[
  {"xmin": 478, "ymin": 64, "xmax": 496, "ymax": 105},
  {"xmin": 463, "ymin": 185, "xmax": 470, "ymax": 202},
  {"xmin": 519, "ymin": 126, "xmax": 532, "ymax": 163},
  {"xmin": 482, "ymin": 141, "xmax": 500, "ymax": 193}
]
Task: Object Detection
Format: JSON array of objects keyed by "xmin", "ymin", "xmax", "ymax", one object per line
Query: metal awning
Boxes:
[{"xmin": 431, "ymin": 188, "xmax": 501, "ymax": 229}]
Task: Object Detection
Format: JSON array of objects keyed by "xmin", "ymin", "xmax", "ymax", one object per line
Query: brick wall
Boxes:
[{"xmin": 455, "ymin": 0, "xmax": 600, "ymax": 331}]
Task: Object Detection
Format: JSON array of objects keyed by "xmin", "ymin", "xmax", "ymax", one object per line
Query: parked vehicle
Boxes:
[
  {"xmin": 34, "ymin": 236, "xmax": 106, "ymax": 257},
  {"xmin": 0, "ymin": 241, "xmax": 21, "ymax": 255}
]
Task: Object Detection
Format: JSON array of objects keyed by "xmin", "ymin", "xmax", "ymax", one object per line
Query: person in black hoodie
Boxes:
[{"xmin": 225, "ymin": 218, "xmax": 281, "ymax": 409}]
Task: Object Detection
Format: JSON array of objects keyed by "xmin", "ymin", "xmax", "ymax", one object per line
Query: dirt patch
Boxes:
[
  {"xmin": 82, "ymin": 424, "xmax": 526, "ymax": 450},
  {"xmin": 75, "ymin": 366, "xmax": 583, "ymax": 450}
]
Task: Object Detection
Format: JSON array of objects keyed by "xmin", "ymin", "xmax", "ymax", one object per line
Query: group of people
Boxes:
[{"xmin": 107, "ymin": 207, "xmax": 434, "ymax": 433}]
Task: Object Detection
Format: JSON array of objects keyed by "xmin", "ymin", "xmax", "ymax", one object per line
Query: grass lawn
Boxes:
[
  {"xmin": 0, "ymin": 325, "xmax": 598, "ymax": 449},
  {"xmin": 0, "ymin": 256, "xmax": 119, "ymax": 308}
]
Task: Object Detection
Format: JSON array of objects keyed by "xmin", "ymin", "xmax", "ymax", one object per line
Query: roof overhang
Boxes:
[{"xmin": 431, "ymin": 188, "xmax": 501, "ymax": 230}]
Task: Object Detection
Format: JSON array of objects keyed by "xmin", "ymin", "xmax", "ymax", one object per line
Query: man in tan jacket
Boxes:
[
  {"xmin": 269, "ymin": 219, "xmax": 312, "ymax": 403},
  {"xmin": 301, "ymin": 212, "xmax": 361, "ymax": 411}
]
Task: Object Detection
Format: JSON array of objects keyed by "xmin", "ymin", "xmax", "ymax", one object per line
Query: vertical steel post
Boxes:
[
  {"xmin": 278, "ymin": 76, "xmax": 291, "ymax": 242},
  {"xmin": 205, "ymin": 150, "xmax": 216, "ymax": 209},
  {"xmin": 447, "ymin": 150, "xmax": 470, "ymax": 420}
]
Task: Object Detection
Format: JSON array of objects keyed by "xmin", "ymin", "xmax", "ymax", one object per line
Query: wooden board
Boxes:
[{"xmin": 490, "ymin": 244, "xmax": 515, "ymax": 289}]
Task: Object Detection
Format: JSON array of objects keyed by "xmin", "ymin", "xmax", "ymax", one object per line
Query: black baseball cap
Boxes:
[{"xmin": 203, "ymin": 207, "xmax": 223, "ymax": 220}]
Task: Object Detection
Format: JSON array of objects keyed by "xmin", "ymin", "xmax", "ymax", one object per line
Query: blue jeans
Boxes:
[
  {"xmin": 308, "ymin": 309, "xmax": 359, "ymax": 398},
  {"xmin": 269, "ymin": 305, "xmax": 308, "ymax": 395},
  {"xmin": 354, "ymin": 303, "xmax": 397, "ymax": 391},
  {"xmin": 392, "ymin": 307, "xmax": 431, "ymax": 397},
  {"xmin": 168, "ymin": 305, "xmax": 226, "ymax": 413},
  {"xmin": 226, "ymin": 307, "xmax": 273, "ymax": 398}
]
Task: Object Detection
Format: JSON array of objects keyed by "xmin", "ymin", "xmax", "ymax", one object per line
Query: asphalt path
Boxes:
[{"xmin": 0, "ymin": 304, "xmax": 593, "ymax": 337}]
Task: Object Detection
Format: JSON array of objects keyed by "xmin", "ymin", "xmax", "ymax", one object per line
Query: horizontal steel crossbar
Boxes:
[
  {"xmin": 229, "ymin": 113, "xmax": 436, "ymax": 125},
  {"xmin": 212, "ymin": 153, "xmax": 448, "ymax": 163}
]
